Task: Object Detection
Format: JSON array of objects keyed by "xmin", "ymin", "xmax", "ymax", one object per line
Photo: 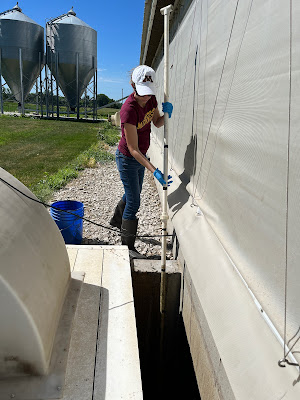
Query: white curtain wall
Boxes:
[{"xmin": 151, "ymin": 0, "xmax": 300, "ymax": 373}]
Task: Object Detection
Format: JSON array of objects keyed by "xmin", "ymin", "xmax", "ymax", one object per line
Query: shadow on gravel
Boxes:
[
  {"xmin": 81, "ymin": 238, "xmax": 111, "ymax": 245},
  {"xmin": 138, "ymin": 237, "xmax": 161, "ymax": 246},
  {"xmin": 138, "ymin": 236, "xmax": 173, "ymax": 250}
]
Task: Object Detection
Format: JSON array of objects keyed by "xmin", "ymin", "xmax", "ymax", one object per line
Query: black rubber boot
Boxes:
[
  {"xmin": 110, "ymin": 199, "xmax": 126, "ymax": 229},
  {"xmin": 121, "ymin": 218, "xmax": 146, "ymax": 259}
]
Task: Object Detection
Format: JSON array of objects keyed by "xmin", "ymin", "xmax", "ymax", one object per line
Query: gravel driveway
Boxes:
[{"xmin": 51, "ymin": 147, "xmax": 173, "ymax": 259}]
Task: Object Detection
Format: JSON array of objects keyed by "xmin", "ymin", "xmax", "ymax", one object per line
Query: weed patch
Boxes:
[{"xmin": 97, "ymin": 122, "xmax": 120, "ymax": 146}]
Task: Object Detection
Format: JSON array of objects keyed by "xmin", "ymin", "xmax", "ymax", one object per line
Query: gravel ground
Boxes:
[{"xmin": 51, "ymin": 146, "xmax": 173, "ymax": 259}]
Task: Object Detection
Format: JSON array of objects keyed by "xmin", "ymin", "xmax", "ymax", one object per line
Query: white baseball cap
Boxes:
[{"xmin": 132, "ymin": 65, "xmax": 156, "ymax": 96}]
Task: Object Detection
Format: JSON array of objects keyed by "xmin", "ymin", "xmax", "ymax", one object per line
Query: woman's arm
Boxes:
[
  {"xmin": 152, "ymin": 107, "xmax": 164, "ymax": 128},
  {"xmin": 124, "ymin": 123, "xmax": 156, "ymax": 173}
]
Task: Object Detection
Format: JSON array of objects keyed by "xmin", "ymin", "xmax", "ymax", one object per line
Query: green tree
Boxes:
[
  {"xmin": 2, "ymin": 86, "xmax": 12, "ymax": 101},
  {"xmin": 97, "ymin": 93, "xmax": 111, "ymax": 107},
  {"xmin": 96, "ymin": 94, "xmax": 121, "ymax": 109}
]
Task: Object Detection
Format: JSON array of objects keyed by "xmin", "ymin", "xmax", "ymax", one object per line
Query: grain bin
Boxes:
[
  {"xmin": 46, "ymin": 8, "xmax": 97, "ymax": 111},
  {"xmin": 0, "ymin": 4, "xmax": 44, "ymax": 108}
]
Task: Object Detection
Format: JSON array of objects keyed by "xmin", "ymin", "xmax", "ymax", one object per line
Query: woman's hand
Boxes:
[
  {"xmin": 153, "ymin": 168, "xmax": 173, "ymax": 186},
  {"xmin": 162, "ymin": 102, "xmax": 173, "ymax": 118}
]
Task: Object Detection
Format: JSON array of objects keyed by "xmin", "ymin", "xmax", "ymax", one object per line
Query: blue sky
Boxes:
[{"xmin": 1, "ymin": 0, "xmax": 145, "ymax": 100}]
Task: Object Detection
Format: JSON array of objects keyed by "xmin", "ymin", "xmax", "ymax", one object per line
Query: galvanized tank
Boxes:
[
  {"xmin": 0, "ymin": 4, "xmax": 44, "ymax": 104},
  {"xmin": 46, "ymin": 8, "xmax": 97, "ymax": 110}
]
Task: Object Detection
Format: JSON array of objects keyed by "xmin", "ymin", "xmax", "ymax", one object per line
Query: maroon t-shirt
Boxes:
[{"xmin": 118, "ymin": 93, "xmax": 158, "ymax": 157}]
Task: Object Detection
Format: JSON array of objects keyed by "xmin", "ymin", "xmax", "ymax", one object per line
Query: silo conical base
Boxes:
[{"xmin": 1, "ymin": 57, "xmax": 42, "ymax": 104}]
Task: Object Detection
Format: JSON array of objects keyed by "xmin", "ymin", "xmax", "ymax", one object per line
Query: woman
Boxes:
[{"xmin": 110, "ymin": 65, "xmax": 173, "ymax": 258}]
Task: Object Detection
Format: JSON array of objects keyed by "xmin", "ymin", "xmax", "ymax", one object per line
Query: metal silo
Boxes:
[
  {"xmin": 0, "ymin": 3, "xmax": 44, "ymax": 113},
  {"xmin": 46, "ymin": 8, "xmax": 97, "ymax": 115}
]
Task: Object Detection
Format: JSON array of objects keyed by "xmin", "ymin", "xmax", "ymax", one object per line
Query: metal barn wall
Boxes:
[{"xmin": 144, "ymin": 0, "xmax": 300, "ymax": 398}]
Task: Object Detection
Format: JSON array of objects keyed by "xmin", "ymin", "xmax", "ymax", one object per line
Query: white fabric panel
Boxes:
[
  {"xmin": 287, "ymin": 0, "xmax": 300, "ymax": 345},
  {"xmin": 152, "ymin": 0, "xmax": 300, "ymax": 363},
  {"xmin": 149, "ymin": 138, "xmax": 300, "ymax": 399}
]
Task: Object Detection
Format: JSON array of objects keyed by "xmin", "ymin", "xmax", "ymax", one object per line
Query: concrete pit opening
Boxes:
[{"xmin": 132, "ymin": 259, "xmax": 201, "ymax": 400}]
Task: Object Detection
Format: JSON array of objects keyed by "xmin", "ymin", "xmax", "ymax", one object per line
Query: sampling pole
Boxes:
[{"xmin": 160, "ymin": 4, "xmax": 173, "ymax": 350}]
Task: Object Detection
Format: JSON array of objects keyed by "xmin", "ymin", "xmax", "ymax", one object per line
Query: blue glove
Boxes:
[
  {"xmin": 162, "ymin": 102, "xmax": 173, "ymax": 118},
  {"xmin": 153, "ymin": 168, "xmax": 173, "ymax": 186}
]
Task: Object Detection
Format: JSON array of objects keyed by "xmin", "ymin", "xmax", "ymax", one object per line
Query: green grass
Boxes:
[{"xmin": 0, "ymin": 115, "xmax": 120, "ymax": 202}]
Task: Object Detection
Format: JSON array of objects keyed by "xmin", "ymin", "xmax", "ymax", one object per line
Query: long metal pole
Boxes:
[
  {"xmin": 92, "ymin": 56, "xmax": 97, "ymax": 121},
  {"xmin": 19, "ymin": 48, "xmax": 24, "ymax": 115},
  {"xmin": 50, "ymin": 51, "xmax": 54, "ymax": 117},
  {"xmin": 84, "ymin": 88, "xmax": 87, "ymax": 119},
  {"xmin": 0, "ymin": 48, "xmax": 3, "ymax": 114},
  {"xmin": 56, "ymin": 52, "xmax": 59, "ymax": 119},
  {"xmin": 39, "ymin": 52, "xmax": 43, "ymax": 117},
  {"xmin": 159, "ymin": 4, "xmax": 173, "ymax": 351},
  {"xmin": 95, "ymin": 66, "xmax": 98, "ymax": 121},
  {"xmin": 45, "ymin": 49, "xmax": 49, "ymax": 117},
  {"xmin": 76, "ymin": 52, "xmax": 79, "ymax": 120},
  {"xmin": 35, "ymin": 79, "xmax": 39, "ymax": 114}
]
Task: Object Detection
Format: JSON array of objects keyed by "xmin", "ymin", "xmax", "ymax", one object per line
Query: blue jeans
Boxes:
[{"xmin": 115, "ymin": 149, "xmax": 145, "ymax": 220}]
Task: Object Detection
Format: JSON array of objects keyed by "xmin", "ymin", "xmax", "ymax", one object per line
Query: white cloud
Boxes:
[{"xmin": 98, "ymin": 77, "xmax": 127, "ymax": 84}]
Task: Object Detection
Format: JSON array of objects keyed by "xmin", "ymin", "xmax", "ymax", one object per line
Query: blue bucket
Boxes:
[{"xmin": 50, "ymin": 200, "xmax": 84, "ymax": 245}]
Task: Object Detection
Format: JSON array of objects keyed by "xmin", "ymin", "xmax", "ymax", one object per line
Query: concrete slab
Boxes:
[
  {"xmin": 93, "ymin": 248, "xmax": 143, "ymax": 400},
  {"xmin": 72, "ymin": 247, "xmax": 103, "ymax": 285},
  {"xmin": 0, "ymin": 245, "xmax": 142, "ymax": 400},
  {"xmin": 64, "ymin": 245, "xmax": 143, "ymax": 400},
  {"xmin": 62, "ymin": 282, "xmax": 101, "ymax": 400},
  {"xmin": 67, "ymin": 248, "xmax": 78, "ymax": 270}
]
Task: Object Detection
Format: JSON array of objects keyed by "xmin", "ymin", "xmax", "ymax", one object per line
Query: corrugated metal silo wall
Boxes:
[
  {"xmin": 0, "ymin": 18, "xmax": 44, "ymax": 102},
  {"xmin": 149, "ymin": 0, "xmax": 300, "ymax": 398},
  {"xmin": 46, "ymin": 20, "xmax": 97, "ymax": 108}
]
